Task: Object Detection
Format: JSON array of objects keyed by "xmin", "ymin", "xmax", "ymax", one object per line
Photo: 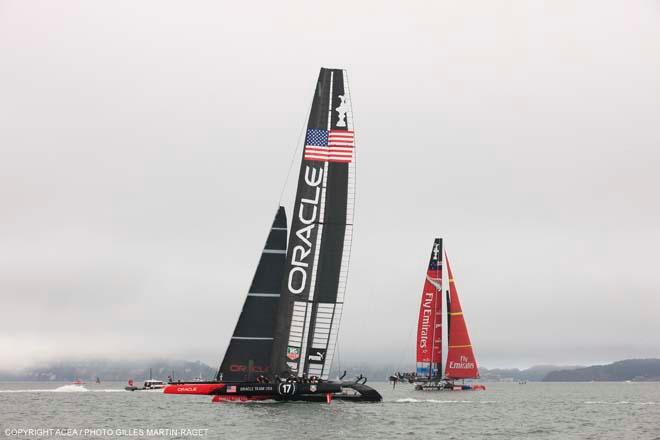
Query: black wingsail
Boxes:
[
  {"xmin": 271, "ymin": 68, "xmax": 355, "ymax": 380},
  {"xmin": 217, "ymin": 206, "xmax": 288, "ymax": 382}
]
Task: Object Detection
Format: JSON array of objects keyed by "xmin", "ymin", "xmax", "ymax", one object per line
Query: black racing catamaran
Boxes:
[{"xmin": 164, "ymin": 68, "xmax": 381, "ymax": 402}]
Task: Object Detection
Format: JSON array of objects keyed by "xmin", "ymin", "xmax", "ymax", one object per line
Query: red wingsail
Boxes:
[
  {"xmin": 444, "ymin": 252, "xmax": 479, "ymax": 379},
  {"xmin": 416, "ymin": 239, "xmax": 443, "ymax": 378}
]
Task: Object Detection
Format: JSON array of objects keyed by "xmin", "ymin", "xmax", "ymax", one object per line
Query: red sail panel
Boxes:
[
  {"xmin": 444, "ymin": 252, "xmax": 479, "ymax": 379},
  {"xmin": 415, "ymin": 239, "xmax": 443, "ymax": 378}
]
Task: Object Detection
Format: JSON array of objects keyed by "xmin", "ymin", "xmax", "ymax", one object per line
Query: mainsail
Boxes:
[
  {"xmin": 271, "ymin": 68, "xmax": 355, "ymax": 380},
  {"xmin": 217, "ymin": 207, "xmax": 287, "ymax": 381},
  {"xmin": 416, "ymin": 238, "xmax": 443, "ymax": 378},
  {"xmin": 444, "ymin": 252, "xmax": 479, "ymax": 379}
]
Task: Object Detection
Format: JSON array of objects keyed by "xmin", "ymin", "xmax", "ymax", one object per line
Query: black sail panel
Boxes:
[
  {"xmin": 217, "ymin": 206, "xmax": 287, "ymax": 381},
  {"xmin": 272, "ymin": 68, "xmax": 355, "ymax": 379}
]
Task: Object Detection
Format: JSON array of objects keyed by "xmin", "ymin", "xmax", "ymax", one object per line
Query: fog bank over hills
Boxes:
[
  {"xmin": 3, "ymin": 358, "xmax": 658, "ymax": 382},
  {"xmin": 0, "ymin": 359, "xmax": 216, "ymax": 383}
]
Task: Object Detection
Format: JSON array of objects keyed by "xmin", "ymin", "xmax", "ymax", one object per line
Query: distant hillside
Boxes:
[
  {"xmin": 333, "ymin": 364, "xmax": 582, "ymax": 382},
  {"xmin": 5, "ymin": 358, "xmax": 658, "ymax": 383},
  {"xmin": 0, "ymin": 359, "xmax": 216, "ymax": 382},
  {"xmin": 543, "ymin": 359, "xmax": 660, "ymax": 382},
  {"xmin": 479, "ymin": 365, "xmax": 583, "ymax": 382}
]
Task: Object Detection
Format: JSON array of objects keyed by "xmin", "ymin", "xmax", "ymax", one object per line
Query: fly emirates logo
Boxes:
[
  {"xmin": 418, "ymin": 292, "xmax": 433, "ymax": 350},
  {"xmin": 288, "ymin": 165, "xmax": 323, "ymax": 295},
  {"xmin": 449, "ymin": 355, "xmax": 475, "ymax": 370}
]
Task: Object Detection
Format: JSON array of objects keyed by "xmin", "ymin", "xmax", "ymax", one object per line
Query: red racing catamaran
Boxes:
[{"xmin": 406, "ymin": 238, "xmax": 484, "ymax": 391}]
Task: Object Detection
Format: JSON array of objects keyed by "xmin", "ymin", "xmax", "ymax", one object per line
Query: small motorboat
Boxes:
[
  {"xmin": 125, "ymin": 368, "xmax": 166, "ymax": 391},
  {"xmin": 72, "ymin": 379, "xmax": 84, "ymax": 385},
  {"xmin": 125, "ymin": 379, "xmax": 166, "ymax": 391}
]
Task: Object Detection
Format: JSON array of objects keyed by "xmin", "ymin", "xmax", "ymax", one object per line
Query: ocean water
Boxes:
[{"xmin": 1, "ymin": 381, "xmax": 659, "ymax": 439}]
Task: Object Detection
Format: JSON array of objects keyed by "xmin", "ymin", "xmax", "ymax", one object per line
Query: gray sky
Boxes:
[{"xmin": 1, "ymin": 0, "xmax": 659, "ymax": 370}]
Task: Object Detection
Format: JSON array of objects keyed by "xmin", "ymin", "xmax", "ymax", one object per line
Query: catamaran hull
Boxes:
[
  {"xmin": 414, "ymin": 383, "xmax": 486, "ymax": 391},
  {"xmin": 164, "ymin": 381, "xmax": 382, "ymax": 402},
  {"xmin": 124, "ymin": 386, "xmax": 166, "ymax": 392}
]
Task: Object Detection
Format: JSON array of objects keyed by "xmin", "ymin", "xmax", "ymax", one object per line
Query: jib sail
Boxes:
[
  {"xmin": 217, "ymin": 207, "xmax": 287, "ymax": 381},
  {"xmin": 444, "ymin": 252, "xmax": 479, "ymax": 379},
  {"xmin": 416, "ymin": 238, "xmax": 443, "ymax": 379},
  {"xmin": 271, "ymin": 68, "xmax": 356, "ymax": 380}
]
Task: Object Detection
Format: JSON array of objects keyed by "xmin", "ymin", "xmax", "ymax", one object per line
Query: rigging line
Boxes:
[
  {"xmin": 277, "ymin": 83, "xmax": 313, "ymax": 207},
  {"xmin": 335, "ymin": 333, "xmax": 342, "ymax": 379},
  {"xmin": 328, "ymin": 69, "xmax": 356, "ymax": 379}
]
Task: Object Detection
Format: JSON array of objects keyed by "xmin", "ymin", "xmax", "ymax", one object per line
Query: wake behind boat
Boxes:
[
  {"xmin": 393, "ymin": 239, "xmax": 485, "ymax": 392},
  {"xmin": 164, "ymin": 68, "xmax": 381, "ymax": 403}
]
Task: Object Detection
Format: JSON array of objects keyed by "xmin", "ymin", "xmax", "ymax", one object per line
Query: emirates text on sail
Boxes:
[{"xmin": 418, "ymin": 292, "xmax": 433, "ymax": 349}]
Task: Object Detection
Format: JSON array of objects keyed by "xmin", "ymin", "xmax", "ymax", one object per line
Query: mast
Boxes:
[
  {"xmin": 446, "ymin": 287, "xmax": 451, "ymax": 372},
  {"xmin": 415, "ymin": 238, "xmax": 443, "ymax": 380},
  {"xmin": 271, "ymin": 68, "xmax": 356, "ymax": 380},
  {"xmin": 444, "ymin": 251, "xmax": 479, "ymax": 379},
  {"xmin": 217, "ymin": 207, "xmax": 288, "ymax": 381}
]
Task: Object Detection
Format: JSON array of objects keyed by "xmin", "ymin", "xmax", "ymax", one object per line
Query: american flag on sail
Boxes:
[{"xmin": 304, "ymin": 128, "xmax": 354, "ymax": 163}]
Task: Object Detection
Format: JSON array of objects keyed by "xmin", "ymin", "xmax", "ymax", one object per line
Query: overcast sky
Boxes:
[{"xmin": 1, "ymin": 0, "xmax": 659, "ymax": 371}]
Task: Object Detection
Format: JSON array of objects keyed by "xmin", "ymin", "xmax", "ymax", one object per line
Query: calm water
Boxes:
[{"xmin": 1, "ymin": 381, "xmax": 659, "ymax": 439}]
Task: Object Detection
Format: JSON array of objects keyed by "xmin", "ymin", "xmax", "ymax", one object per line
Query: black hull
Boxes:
[
  {"xmin": 258, "ymin": 383, "xmax": 381, "ymax": 402},
  {"xmin": 413, "ymin": 382, "xmax": 485, "ymax": 391},
  {"xmin": 165, "ymin": 380, "xmax": 382, "ymax": 402}
]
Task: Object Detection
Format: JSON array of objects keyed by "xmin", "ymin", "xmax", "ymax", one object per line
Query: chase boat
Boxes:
[{"xmin": 125, "ymin": 379, "xmax": 166, "ymax": 392}]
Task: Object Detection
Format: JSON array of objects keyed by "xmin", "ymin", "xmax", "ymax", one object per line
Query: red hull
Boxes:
[
  {"xmin": 211, "ymin": 395, "xmax": 270, "ymax": 403},
  {"xmin": 163, "ymin": 383, "xmax": 225, "ymax": 395}
]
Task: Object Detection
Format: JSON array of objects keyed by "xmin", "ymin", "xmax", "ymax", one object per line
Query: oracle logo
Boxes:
[
  {"xmin": 288, "ymin": 166, "xmax": 323, "ymax": 295},
  {"xmin": 229, "ymin": 364, "xmax": 270, "ymax": 373},
  {"xmin": 177, "ymin": 387, "xmax": 197, "ymax": 392}
]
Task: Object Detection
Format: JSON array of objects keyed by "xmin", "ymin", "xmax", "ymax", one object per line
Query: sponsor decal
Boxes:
[
  {"xmin": 176, "ymin": 387, "xmax": 197, "ymax": 392},
  {"xmin": 425, "ymin": 275, "xmax": 442, "ymax": 291},
  {"xmin": 428, "ymin": 241, "xmax": 441, "ymax": 271},
  {"xmin": 310, "ymin": 384, "xmax": 317, "ymax": 393},
  {"xmin": 336, "ymin": 95, "xmax": 348, "ymax": 127},
  {"xmin": 287, "ymin": 166, "xmax": 323, "ymax": 295},
  {"xmin": 418, "ymin": 292, "xmax": 433, "ymax": 350},
  {"xmin": 238, "ymin": 385, "xmax": 273, "ymax": 392},
  {"xmin": 229, "ymin": 364, "xmax": 269, "ymax": 373},
  {"xmin": 449, "ymin": 355, "xmax": 475, "ymax": 370},
  {"xmin": 286, "ymin": 346, "xmax": 300, "ymax": 361},
  {"xmin": 308, "ymin": 349, "xmax": 326, "ymax": 364}
]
